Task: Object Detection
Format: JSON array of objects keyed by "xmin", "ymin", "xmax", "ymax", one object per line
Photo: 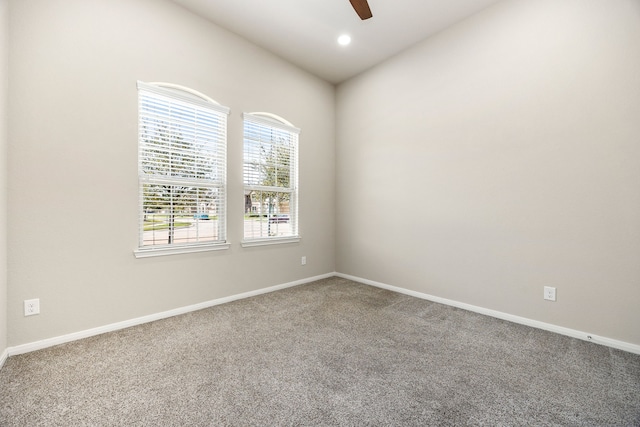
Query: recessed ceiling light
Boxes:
[{"xmin": 337, "ymin": 34, "xmax": 351, "ymax": 46}]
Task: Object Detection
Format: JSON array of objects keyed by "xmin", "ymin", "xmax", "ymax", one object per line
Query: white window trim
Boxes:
[
  {"xmin": 134, "ymin": 242, "xmax": 230, "ymax": 258},
  {"xmin": 240, "ymin": 237, "xmax": 301, "ymax": 248},
  {"xmin": 245, "ymin": 112, "xmax": 299, "ymax": 132},
  {"xmin": 242, "ymin": 112, "xmax": 301, "ymax": 246},
  {"xmin": 135, "ymin": 81, "xmax": 230, "ymax": 257}
]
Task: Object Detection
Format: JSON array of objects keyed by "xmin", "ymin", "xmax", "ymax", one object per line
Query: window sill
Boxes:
[
  {"xmin": 134, "ymin": 242, "xmax": 230, "ymax": 258},
  {"xmin": 241, "ymin": 236, "xmax": 301, "ymax": 248}
]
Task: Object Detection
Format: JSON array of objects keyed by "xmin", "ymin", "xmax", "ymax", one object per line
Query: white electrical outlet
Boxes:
[
  {"xmin": 301, "ymin": 256, "xmax": 307, "ymax": 266},
  {"xmin": 24, "ymin": 298, "xmax": 40, "ymax": 316},
  {"xmin": 543, "ymin": 286, "xmax": 556, "ymax": 302}
]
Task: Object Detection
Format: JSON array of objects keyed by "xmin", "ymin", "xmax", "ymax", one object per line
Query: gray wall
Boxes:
[
  {"xmin": 0, "ymin": 0, "xmax": 7, "ymax": 357},
  {"xmin": 8, "ymin": 0, "xmax": 335, "ymax": 346},
  {"xmin": 336, "ymin": 0, "xmax": 640, "ymax": 345},
  {"xmin": 5, "ymin": 0, "xmax": 639, "ymax": 351}
]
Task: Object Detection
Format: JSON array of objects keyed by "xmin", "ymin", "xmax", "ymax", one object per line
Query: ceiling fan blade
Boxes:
[{"xmin": 349, "ymin": 0, "xmax": 373, "ymax": 20}]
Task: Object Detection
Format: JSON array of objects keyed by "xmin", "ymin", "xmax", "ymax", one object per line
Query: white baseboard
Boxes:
[
  {"xmin": 7, "ymin": 272, "xmax": 335, "ymax": 357},
  {"xmin": 336, "ymin": 272, "xmax": 640, "ymax": 355},
  {"xmin": 0, "ymin": 347, "xmax": 8, "ymax": 370},
  {"xmin": 6, "ymin": 271, "xmax": 638, "ymax": 361}
]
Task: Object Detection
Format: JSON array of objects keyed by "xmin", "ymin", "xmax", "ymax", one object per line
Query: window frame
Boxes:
[
  {"xmin": 134, "ymin": 81, "xmax": 230, "ymax": 258},
  {"xmin": 241, "ymin": 112, "xmax": 300, "ymax": 247}
]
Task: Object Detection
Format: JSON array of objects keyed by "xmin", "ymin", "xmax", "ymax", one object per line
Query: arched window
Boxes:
[
  {"xmin": 242, "ymin": 112, "xmax": 300, "ymax": 246},
  {"xmin": 135, "ymin": 81, "xmax": 230, "ymax": 257}
]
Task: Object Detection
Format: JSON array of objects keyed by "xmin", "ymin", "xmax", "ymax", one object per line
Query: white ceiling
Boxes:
[{"xmin": 170, "ymin": 0, "xmax": 504, "ymax": 84}]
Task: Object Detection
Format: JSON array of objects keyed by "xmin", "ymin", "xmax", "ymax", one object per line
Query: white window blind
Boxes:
[
  {"xmin": 243, "ymin": 113, "xmax": 300, "ymax": 245},
  {"xmin": 136, "ymin": 81, "xmax": 230, "ymax": 256}
]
